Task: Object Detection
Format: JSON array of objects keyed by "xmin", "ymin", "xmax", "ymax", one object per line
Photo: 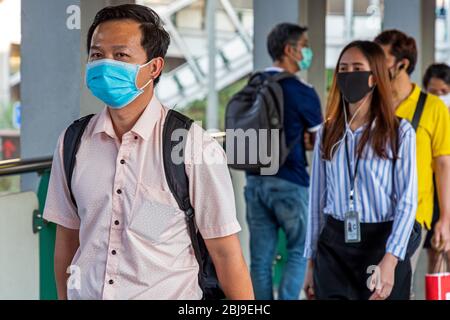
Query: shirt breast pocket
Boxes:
[{"xmin": 128, "ymin": 183, "xmax": 183, "ymax": 244}]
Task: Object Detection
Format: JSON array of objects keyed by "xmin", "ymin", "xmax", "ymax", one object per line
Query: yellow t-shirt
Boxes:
[{"xmin": 396, "ymin": 84, "xmax": 450, "ymax": 229}]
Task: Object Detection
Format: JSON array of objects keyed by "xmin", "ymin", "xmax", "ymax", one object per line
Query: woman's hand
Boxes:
[
  {"xmin": 369, "ymin": 253, "xmax": 398, "ymax": 300},
  {"xmin": 303, "ymin": 259, "xmax": 315, "ymax": 300}
]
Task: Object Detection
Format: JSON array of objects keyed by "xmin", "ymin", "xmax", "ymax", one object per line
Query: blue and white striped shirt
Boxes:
[{"xmin": 304, "ymin": 119, "xmax": 418, "ymax": 260}]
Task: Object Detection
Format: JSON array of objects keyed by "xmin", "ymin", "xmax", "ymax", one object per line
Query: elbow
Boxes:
[{"xmin": 434, "ymin": 156, "xmax": 450, "ymax": 173}]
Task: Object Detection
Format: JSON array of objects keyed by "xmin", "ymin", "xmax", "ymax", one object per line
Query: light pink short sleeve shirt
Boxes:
[{"xmin": 43, "ymin": 96, "xmax": 241, "ymax": 300}]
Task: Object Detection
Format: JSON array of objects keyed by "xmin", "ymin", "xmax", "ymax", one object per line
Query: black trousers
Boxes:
[{"xmin": 314, "ymin": 216, "xmax": 412, "ymax": 300}]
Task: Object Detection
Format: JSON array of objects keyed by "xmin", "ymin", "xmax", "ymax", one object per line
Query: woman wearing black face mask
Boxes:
[{"xmin": 303, "ymin": 41, "xmax": 418, "ymax": 300}]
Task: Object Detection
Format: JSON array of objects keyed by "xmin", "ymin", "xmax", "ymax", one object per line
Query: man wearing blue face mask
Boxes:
[
  {"xmin": 43, "ymin": 4, "xmax": 253, "ymax": 300},
  {"xmin": 244, "ymin": 23, "xmax": 323, "ymax": 300}
]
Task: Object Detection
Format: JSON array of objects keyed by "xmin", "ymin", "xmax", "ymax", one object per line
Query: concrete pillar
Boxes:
[
  {"xmin": 206, "ymin": 0, "xmax": 219, "ymax": 131},
  {"xmin": 383, "ymin": 0, "xmax": 436, "ymax": 84},
  {"xmin": 0, "ymin": 51, "xmax": 9, "ymax": 105},
  {"xmin": 344, "ymin": 0, "xmax": 354, "ymax": 41},
  {"xmin": 21, "ymin": 0, "xmax": 82, "ymax": 160},
  {"xmin": 21, "ymin": 0, "xmax": 81, "ymax": 190},
  {"xmin": 21, "ymin": 0, "xmax": 134, "ymax": 191},
  {"xmin": 0, "ymin": 1, "xmax": 12, "ymax": 105},
  {"xmin": 421, "ymin": 0, "xmax": 436, "ymax": 74},
  {"xmin": 299, "ymin": 0, "xmax": 327, "ymax": 108},
  {"xmin": 253, "ymin": 0, "xmax": 300, "ymax": 70}
]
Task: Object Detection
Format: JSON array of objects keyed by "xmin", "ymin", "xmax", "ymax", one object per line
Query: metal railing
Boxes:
[
  {"xmin": 0, "ymin": 131, "xmax": 227, "ymax": 178},
  {"xmin": 0, "ymin": 157, "xmax": 52, "ymax": 177}
]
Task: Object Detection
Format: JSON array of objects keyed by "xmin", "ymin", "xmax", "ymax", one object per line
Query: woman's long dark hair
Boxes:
[{"xmin": 322, "ymin": 40, "xmax": 399, "ymax": 160}]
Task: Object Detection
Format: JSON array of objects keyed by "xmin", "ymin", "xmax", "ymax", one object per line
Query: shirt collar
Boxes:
[
  {"xmin": 92, "ymin": 107, "xmax": 116, "ymax": 139},
  {"xmin": 131, "ymin": 96, "xmax": 162, "ymax": 141},
  {"xmin": 345, "ymin": 119, "xmax": 376, "ymax": 136},
  {"xmin": 398, "ymin": 83, "xmax": 421, "ymax": 110},
  {"xmin": 265, "ymin": 66, "xmax": 285, "ymax": 73},
  {"xmin": 92, "ymin": 95, "xmax": 163, "ymax": 141}
]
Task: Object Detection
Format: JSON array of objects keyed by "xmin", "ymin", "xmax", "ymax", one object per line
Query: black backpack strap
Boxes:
[
  {"xmin": 269, "ymin": 71, "xmax": 304, "ymax": 151},
  {"xmin": 162, "ymin": 109, "xmax": 194, "ymax": 211},
  {"xmin": 163, "ymin": 110, "xmax": 224, "ymax": 300},
  {"xmin": 162, "ymin": 110, "xmax": 204, "ymax": 272},
  {"xmin": 248, "ymin": 70, "xmax": 296, "ymax": 84},
  {"xmin": 63, "ymin": 114, "xmax": 95, "ymax": 208},
  {"xmin": 408, "ymin": 94, "xmax": 425, "ymax": 250},
  {"xmin": 411, "ymin": 91, "xmax": 427, "ymax": 131},
  {"xmin": 393, "ymin": 117, "xmax": 422, "ymax": 255},
  {"xmin": 268, "ymin": 71, "xmax": 296, "ymax": 82}
]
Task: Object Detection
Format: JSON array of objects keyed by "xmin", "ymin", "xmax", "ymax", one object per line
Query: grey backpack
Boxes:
[{"xmin": 225, "ymin": 71, "xmax": 300, "ymax": 174}]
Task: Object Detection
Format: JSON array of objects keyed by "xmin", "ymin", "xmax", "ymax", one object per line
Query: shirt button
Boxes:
[
  {"xmin": 116, "ymin": 189, "xmax": 122, "ymax": 195},
  {"xmin": 109, "ymin": 279, "xmax": 114, "ymax": 285},
  {"xmin": 120, "ymin": 159, "xmax": 125, "ymax": 165},
  {"xmin": 114, "ymin": 220, "xmax": 120, "ymax": 226},
  {"xmin": 111, "ymin": 250, "xmax": 117, "ymax": 255}
]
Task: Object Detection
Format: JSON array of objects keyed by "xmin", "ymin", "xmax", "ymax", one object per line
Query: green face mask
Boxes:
[{"xmin": 298, "ymin": 47, "xmax": 313, "ymax": 71}]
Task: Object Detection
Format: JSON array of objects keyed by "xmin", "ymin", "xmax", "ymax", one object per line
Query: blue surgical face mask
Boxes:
[
  {"xmin": 86, "ymin": 59, "xmax": 154, "ymax": 109},
  {"xmin": 298, "ymin": 47, "xmax": 313, "ymax": 71}
]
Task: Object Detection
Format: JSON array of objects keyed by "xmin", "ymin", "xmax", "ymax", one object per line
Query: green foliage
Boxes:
[
  {"xmin": 0, "ymin": 102, "xmax": 19, "ymax": 193},
  {"xmin": 326, "ymin": 68, "xmax": 335, "ymax": 93},
  {"xmin": 0, "ymin": 176, "xmax": 20, "ymax": 194},
  {"xmin": 0, "ymin": 102, "xmax": 15, "ymax": 130}
]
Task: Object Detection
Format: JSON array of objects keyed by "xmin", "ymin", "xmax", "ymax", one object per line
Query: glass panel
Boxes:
[
  {"xmin": 326, "ymin": 0, "xmax": 382, "ymax": 69},
  {"xmin": 436, "ymin": 0, "xmax": 450, "ymax": 62}
]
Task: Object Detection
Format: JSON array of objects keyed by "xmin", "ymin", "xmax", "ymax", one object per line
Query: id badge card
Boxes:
[{"xmin": 344, "ymin": 210, "xmax": 361, "ymax": 243}]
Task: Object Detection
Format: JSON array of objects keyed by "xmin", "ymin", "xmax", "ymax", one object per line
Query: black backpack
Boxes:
[
  {"xmin": 225, "ymin": 71, "xmax": 300, "ymax": 175},
  {"xmin": 62, "ymin": 109, "xmax": 225, "ymax": 300}
]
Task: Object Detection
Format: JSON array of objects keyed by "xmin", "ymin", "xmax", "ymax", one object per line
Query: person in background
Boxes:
[
  {"xmin": 422, "ymin": 63, "xmax": 450, "ymax": 273},
  {"xmin": 303, "ymin": 40, "xmax": 417, "ymax": 300},
  {"xmin": 424, "ymin": 63, "xmax": 450, "ymax": 108},
  {"xmin": 245, "ymin": 23, "xmax": 323, "ymax": 300},
  {"xmin": 375, "ymin": 30, "xmax": 450, "ymax": 299}
]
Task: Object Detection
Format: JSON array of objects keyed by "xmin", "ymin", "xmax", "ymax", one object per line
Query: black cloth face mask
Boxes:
[{"xmin": 337, "ymin": 71, "xmax": 373, "ymax": 104}]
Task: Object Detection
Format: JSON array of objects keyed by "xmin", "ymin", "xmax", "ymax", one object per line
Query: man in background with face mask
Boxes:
[
  {"xmin": 43, "ymin": 4, "xmax": 253, "ymax": 300},
  {"xmin": 244, "ymin": 23, "xmax": 323, "ymax": 300},
  {"xmin": 375, "ymin": 30, "xmax": 450, "ymax": 299},
  {"xmin": 424, "ymin": 63, "xmax": 450, "ymax": 108}
]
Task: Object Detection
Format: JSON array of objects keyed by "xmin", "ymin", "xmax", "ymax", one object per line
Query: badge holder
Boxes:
[{"xmin": 344, "ymin": 191, "xmax": 361, "ymax": 243}]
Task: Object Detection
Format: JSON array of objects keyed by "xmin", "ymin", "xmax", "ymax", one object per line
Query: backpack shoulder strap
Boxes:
[
  {"xmin": 162, "ymin": 109, "xmax": 194, "ymax": 213},
  {"xmin": 63, "ymin": 114, "xmax": 95, "ymax": 208},
  {"xmin": 249, "ymin": 70, "xmax": 296, "ymax": 84},
  {"xmin": 162, "ymin": 109, "xmax": 206, "ymax": 277},
  {"xmin": 411, "ymin": 91, "xmax": 427, "ymax": 131},
  {"xmin": 268, "ymin": 71, "xmax": 296, "ymax": 82}
]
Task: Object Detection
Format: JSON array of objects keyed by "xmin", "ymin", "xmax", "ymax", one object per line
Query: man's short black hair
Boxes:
[
  {"xmin": 423, "ymin": 63, "xmax": 450, "ymax": 89},
  {"xmin": 374, "ymin": 29, "xmax": 417, "ymax": 75},
  {"xmin": 87, "ymin": 4, "xmax": 170, "ymax": 85},
  {"xmin": 267, "ymin": 23, "xmax": 308, "ymax": 62}
]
